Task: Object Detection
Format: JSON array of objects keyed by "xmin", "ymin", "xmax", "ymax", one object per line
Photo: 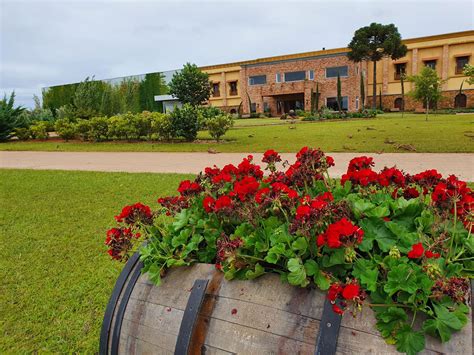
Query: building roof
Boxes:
[
  {"xmin": 154, "ymin": 94, "xmax": 178, "ymax": 102},
  {"xmin": 199, "ymin": 30, "xmax": 474, "ymax": 71}
]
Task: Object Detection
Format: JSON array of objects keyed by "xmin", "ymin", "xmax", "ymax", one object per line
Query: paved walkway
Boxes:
[{"xmin": 1, "ymin": 151, "xmax": 473, "ymax": 181}]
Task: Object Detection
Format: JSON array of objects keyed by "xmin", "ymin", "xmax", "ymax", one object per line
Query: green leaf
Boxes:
[
  {"xmin": 423, "ymin": 302, "xmax": 465, "ymax": 342},
  {"xmin": 375, "ymin": 306, "xmax": 407, "ymax": 338},
  {"xmin": 171, "ymin": 228, "xmax": 191, "ymax": 247},
  {"xmin": 314, "ymin": 271, "xmax": 330, "ymax": 290},
  {"xmin": 353, "ymin": 259, "xmax": 379, "ymax": 292},
  {"xmin": 287, "ymin": 258, "xmax": 308, "ymax": 287},
  {"xmin": 292, "ymin": 237, "xmax": 308, "ymax": 254},
  {"xmin": 322, "ymin": 248, "xmax": 345, "ymax": 267},
  {"xmin": 245, "ymin": 263, "xmax": 265, "ymax": 280},
  {"xmin": 365, "ymin": 205, "xmax": 390, "ymax": 218},
  {"xmin": 415, "ymin": 209, "xmax": 434, "ymax": 233},
  {"xmin": 359, "ymin": 218, "xmax": 396, "ymax": 252},
  {"xmin": 147, "ymin": 263, "xmax": 162, "ymax": 286},
  {"xmin": 304, "ymin": 260, "xmax": 318, "ymax": 276},
  {"xmin": 395, "ymin": 324, "xmax": 425, "ymax": 355},
  {"xmin": 352, "ymin": 199, "xmax": 376, "ymax": 219},
  {"xmin": 384, "ymin": 264, "xmax": 418, "ymax": 296}
]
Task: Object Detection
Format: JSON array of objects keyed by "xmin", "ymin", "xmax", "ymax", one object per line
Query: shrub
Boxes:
[
  {"xmin": 107, "ymin": 147, "xmax": 473, "ymax": 355},
  {"xmin": 0, "ymin": 92, "xmax": 26, "ymax": 141},
  {"xmin": 134, "ymin": 111, "xmax": 153, "ymax": 139},
  {"xmin": 54, "ymin": 119, "xmax": 77, "ymax": 141},
  {"xmin": 198, "ymin": 106, "xmax": 222, "ymax": 129},
  {"xmin": 89, "ymin": 116, "xmax": 109, "ymax": 141},
  {"xmin": 30, "ymin": 121, "xmax": 49, "ymax": 139},
  {"xmin": 207, "ymin": 113, "xmax": 234, "ymax": 142},
  {"xmin": 107, "ymin": 113, "xmax": 139, "ymax": 141},
  {"xmin": 170, "ymin": 104, "xmax": 199, "ymax": 141},
  {"xmin": 13, "ymin": 127, "xmax": 31, "ymax": 140},
  {"xmin": 75, "ymin": 120, "xmax": 92, "ymax": 141},
  {"xmin": 56, "ymin": 104, "xmax": 76, "ymax": 121},
  {"xmin": 150, "ymin": 112, "xmax": 174, "ymax": 140}
]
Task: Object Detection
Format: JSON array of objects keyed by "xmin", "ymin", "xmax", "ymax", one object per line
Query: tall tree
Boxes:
[
  {"xmin": 139, "ymin": 72, "xmax": 168, "ymax": 112},
  {"xmin": 348, "ymin": 23, "xmax": 407, "ymax": 109},
  {"xmin": 360, "ymin": 71, "xmax": 365, "ymax": 110},
  {"xmin": 73, "ymin": 76, "xmax": 106, "ymax": 119},
  {"xmin": 407, "ymin": 67, "xmax": 444, "ymax": 121},
  {"xmin": 169, "ymin": 63, "xmax": 210, "ymax": 106}
]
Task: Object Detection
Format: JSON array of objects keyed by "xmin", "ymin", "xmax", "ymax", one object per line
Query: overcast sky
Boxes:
[{"xmin": 1, "ymin": 0, "xmax": 473, "ymax": 108}]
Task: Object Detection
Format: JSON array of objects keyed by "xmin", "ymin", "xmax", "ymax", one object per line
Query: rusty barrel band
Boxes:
[{"xmin": 315, "ymin": 298, "xmax": 342, "ymax": 355}]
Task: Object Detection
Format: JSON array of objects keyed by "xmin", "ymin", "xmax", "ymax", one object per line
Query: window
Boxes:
[
  {"xmin": 276, "ymin": 73, "xmax": 282, "ymax": 83},
  {"xmin": 229, "ymin": 81, "xmax": 238, "ymax": 96},
  {"xmin": 424, "ymin": 60, "xmax": 437, "ymax": 70},
  {"xmin": 308, "ymin": 70, "xmax": 314, "ymax": 80},
  {"xmin": 250, "ymin": 103, "xmax": 257, "ymax": 113},
  {"xmin": 394, "ymin": 98, "xmax": 403, "ymax": 110},
  {"xmin": 249, "ymin": 75, "xmax": 266, "ymax": 85},
  {"xmin": 284, "ymin": 71, "xmax": 306, "ymax": 82},
  {"xmin": 326, "ymin": 66, "xmax": 348, "ymax": 78},
  {"xmin": 212, "ymin": 82, "xmax": 220, "ymax": 97},
  {"xmin": 326, "ymin": 97, "xmax": 348, "ymax": 111},
  {"xmin": 355, "ymin": 96, "xmax": 359, "ymax": 110},
  {"xmin": 455, "ymin": 56, "xmax": 470, "ymax": 75},
  {"xmin": 394, "ymin": 63, "xmax": 406, "ymax": 80},
  {"xmin": 263, "ymin": 102, "xmax": 270, "ymax": 113}
]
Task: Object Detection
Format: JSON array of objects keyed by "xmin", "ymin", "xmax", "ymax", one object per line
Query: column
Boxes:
[
  {"xmin": 441, "ymin": 44, "xmax": 449, "ymax": 90},
  {"xmin": 221, "ymin": 71, "xmax": 227, "ymax": 107}
]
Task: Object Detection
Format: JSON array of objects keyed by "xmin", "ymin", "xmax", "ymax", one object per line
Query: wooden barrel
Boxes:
[{"xmin": 100, "ymin": 255, "xmax": 472, "ymax": 355}]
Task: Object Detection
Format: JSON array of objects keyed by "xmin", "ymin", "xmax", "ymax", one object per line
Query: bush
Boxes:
[
  {"xmin": 89, "ymin": 116, "xmax": 109, "ymax": 141},
  {"xmin": 207, "ymin": 113, "xmax": 234, "ymax": 142},
  {"xmin": 0, "ymin": 92, "xmax": 26, "ymax": 141},
  {"xmin": 13, "ymin": 127, "xmax": 31, "ymax": 140},
  {"xmin": 30, "ymin": 121, "xmax": 50, "ymax": 139},
  {"xmin": 150, "ymin": 112, "xmax": 174, "ymax": 140},
  {"xmin": 170, "ymin": 104, "xmax": 199, "ymax": 141},
  {"xmin": 134, "ymin": 111, "xmax": 153, "ymax": 139},
  {"xmin": 56, "ymin": 104, "xmax": 76, "ymax": 121},
  {"xmin": 198, "ymin": 106, "xmax": 222, "ymax": 129},
  {"xmin": 54, "ymin": 119, "xmax": 77, "ymax": 141},
  {"xmin": 75, "ymin": 120, "xmax": 92, "ymax": 141},
  {"xmin": 107, "ymin": 113, "xmax": 139, "ymax": 141}
]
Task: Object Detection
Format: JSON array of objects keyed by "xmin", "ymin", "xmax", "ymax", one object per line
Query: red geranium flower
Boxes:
[
  {"xmin": 425, "ymin": 250, "xmax": 441, "ymax": 259},
  {"xmin": 342, "ymin": 283, "xmax": 360, "ymax": 300},
  {"xmin": 328, "ymin": 283, "xmax": 343, "ymax": 301},
  {"xmin": 233, "ymin": 176, "xmax": 260, "ymax": 201},
  {"xmin": 215, "ymin": 195, "xmax": 232, "ymax": 211},
  {"xmin": 318, "ymin": 218, "xmax": 364, "ymax": 248},
  {"xmin": 255, "ymin": 187, "xmax": 271, "ymax": 204},
  {"xmin": 262, "ymin": 149, "xmax": 281, "ymax": 164},
  {"xmin": 407, "ymin": 243, "xmax": 424, "ymax": 258},
  {"xmin": 177, "ymin": 180, "xmax": 201, "ymax": 196},
  {"xmin": 202, "ymin": 196, "xmax": 215, "ymax": 213},
  {"xmin": 295, "ymin": 205, "xmax": 311, "ymax": 220}
]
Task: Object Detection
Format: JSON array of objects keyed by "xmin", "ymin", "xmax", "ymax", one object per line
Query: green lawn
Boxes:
[
  {"xmin": 0, "ymin": 169, "xmax": 189, "ymax": 353},
  {"xmin": 1, "ymin": 113, "xmax": 473, "ymax": 153}
]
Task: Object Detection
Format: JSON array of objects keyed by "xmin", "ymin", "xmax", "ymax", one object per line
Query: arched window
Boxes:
[
  {"xmin": 394, "ymin": 98, "xmax": 403, "ymax": 110},
  {"xmin": 454, "ymin": 93, "xmax": 467, "ymax": 108},
  {"xmin": 230, "ymin": 108, "xmax": 237, "ymax": 114}
]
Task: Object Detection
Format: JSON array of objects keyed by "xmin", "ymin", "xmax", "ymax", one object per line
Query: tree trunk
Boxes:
[
  {"xmin": 400, "ymin": 75, "xmax": 405, "ymax": 118},
  {"xmin": 426, "ymin": 99, "xmax": 429, "ymax": 121},
  {"xmin": 372, "ymin": 60, "xmax": 377, "ymax": 110}
]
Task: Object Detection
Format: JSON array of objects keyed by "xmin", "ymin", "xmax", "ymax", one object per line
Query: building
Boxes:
[
  {"xmin": 205, "ymin": 30, "xmax": 473, "ymax": 115},
  {"xmin": 42, "ymin": 30, "xmax": 473, "ymax": 115}
]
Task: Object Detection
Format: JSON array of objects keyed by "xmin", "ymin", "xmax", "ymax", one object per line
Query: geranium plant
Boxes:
[{"xmin": 105, "ymin": 147, "xmax": 473, "ymax": 355}]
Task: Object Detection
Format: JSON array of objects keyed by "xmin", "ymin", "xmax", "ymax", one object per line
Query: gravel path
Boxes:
[{"xmin": 1, "ymin": 151, "xmax": 473, "ymax": 181}]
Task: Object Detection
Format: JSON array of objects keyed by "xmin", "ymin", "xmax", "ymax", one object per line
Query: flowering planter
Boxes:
[
  {"xmin": 100, "ymin": 260, "xmax": 472, "ymax": 354},
  {"xmin": 103, "ymin": 148, "xmax": 474, "ymax": 354}
]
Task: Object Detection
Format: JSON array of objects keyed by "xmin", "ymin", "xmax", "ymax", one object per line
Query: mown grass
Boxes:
[
  {"xmin": 1, "ymin": 113, "xmax": 473, "ymax": 153},
  {"xmin": 0, "ymin": 169, "xmax": 190, "ymax": 353}
]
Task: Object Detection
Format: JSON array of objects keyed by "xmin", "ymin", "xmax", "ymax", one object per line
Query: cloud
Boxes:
[{"xmin": 1, "ymin": 0, "xmax": 472, "ymax": 108}]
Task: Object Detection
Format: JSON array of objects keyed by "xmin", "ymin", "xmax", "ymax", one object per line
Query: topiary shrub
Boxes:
[
  {"xmin": 207, "ymin": 113, "xmax": 234, "ymax": 142},
  {"xmin": 89, "ymin": 116, "xmax": 109, "ymax": 141},
  {"xmin": 150, "ymin": 112, "xmax": 174, "ymax": 141},
  {"xmin": 75, "ymin": 119, "xmax": 92, "ymax": 141},
  {"xmin": 54, "ymin": 118, "xmax": 77, "ymax": 141},
  {"xmin": 13, "ymin": 127, "xmax": 31, "ymax": 140},
  {"xmin": 170, "ymin": 104, "xmax": 199, "ymax": 141},
  {"xmin": 30, "ymin": 121, "xmax": 49, "ymax": 139}
]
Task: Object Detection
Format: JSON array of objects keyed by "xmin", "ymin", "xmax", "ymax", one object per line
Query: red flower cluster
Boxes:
[
  {"xmin": 296, "ymin": 192, "xmax": 334, "ymax": 220},
  {"xmin": 328, "ymin": 281, "xmax": 365, "ymax": 315},
  {"xmin": 233, "ymin": 176, "xmax": 260, "ymax": 201},
  {"xmin": 262, "ymin": 149, "xmax": 281, "ymax": 164},
  {"xmin": 178, "ymin": 180, "xmax": 201, "ymax": 196},
  {"xmin": 317, "ymin": 218, "xmax": 363, "ymax": 248},
  {"xmin": 347, "ymin": 156, "xmax": 374, "ymax": 172},
  {"xmin": 158, "ymin": 196, "xmax": 189, "ymax": 216},
  {"xmin": 115, "ymin": 202, "xmax": 153, "ymax": 225},
  {"xmin": 378, "ymin": 167, "xmax": 406, "ymax": 187},
  {"xmin": 413, "ymin": 169, "xmax": 443, "ymax": 188},
  {"xmin": 407, "ymin": 243, "xmax": 441, "ymax": 259},
  {"xmin": 284, "ymin": 147, "xmax": 333, "ymax": 186},
  {"xmin": 341, "ymin": 156, "xmax": 378, "ymax": 187},
  {"xmin": 105, "ymin": 227, "xmax": 137, "ymax": 260}
]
